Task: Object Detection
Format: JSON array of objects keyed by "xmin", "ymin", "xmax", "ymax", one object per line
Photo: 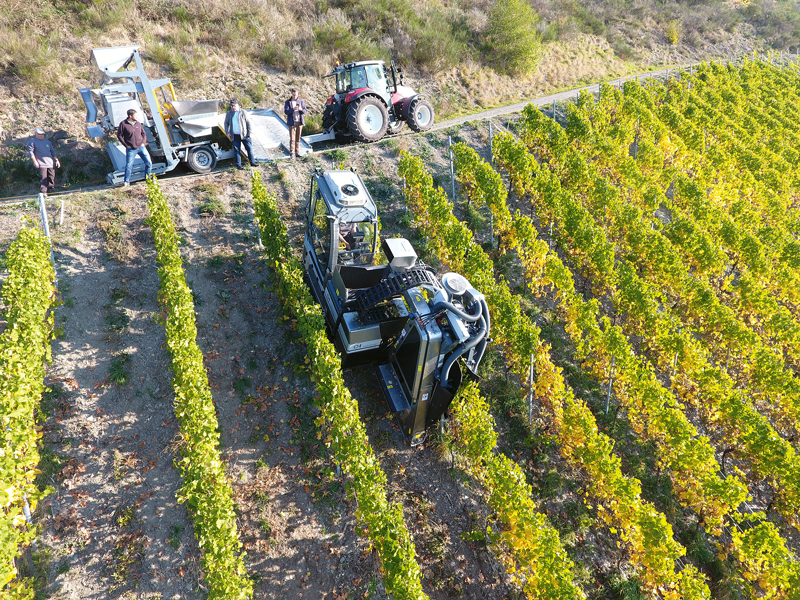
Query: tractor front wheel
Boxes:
[
  {"xmin": 347, "ymin": 96, "xmax": 389, "ymax": 142},
  {"xmin": 407, "ymin": 97, "xmax": 434, "ymax": 132}
]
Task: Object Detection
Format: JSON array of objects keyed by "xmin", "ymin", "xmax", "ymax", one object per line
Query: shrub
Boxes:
[
  {"xmin": 304, "ymin": 112, "xmax": 323, "ymax": 135},
  {"xmin": 312, "ymin": 21, "xmax": 387, "ymax": 64},
  {"xmin": 261, "ymin": 43, "xmax": 295, "ymax": 71},
  {"xmin": 485, "ymin": 0, "xmax": 543, "ymax": 76},
  {"xmin": 405, "ymin": 11, "xmax": 468, "ymax": 73},
  {"xmin": 666, "ymin": 20, "xmax": 681, "ymax": 45}
]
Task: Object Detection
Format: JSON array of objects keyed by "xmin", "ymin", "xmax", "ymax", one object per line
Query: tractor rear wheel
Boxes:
[
  {"xmin": 407, "ymin": 97, "xmax": 434, "ymax": 132},
  {"xmin": 347, "ymin": 96, "xmax": 389, "ymax": 142}
]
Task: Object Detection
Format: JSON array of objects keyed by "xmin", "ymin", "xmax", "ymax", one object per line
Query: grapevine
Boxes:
[
  {"xmin": 0, "ymin": 226, "xmax": 55, "ymax": 596},
  {"xmin": 146, "ymin": 177, "xmax": 253, "ymax": 600},
  {"xmin": 249, "ymin": 172, "xmax": 428, "ymax": 600}
]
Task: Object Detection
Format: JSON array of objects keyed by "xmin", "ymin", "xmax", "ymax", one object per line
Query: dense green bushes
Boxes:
[{"xmin": 485, "ymin": 0, "xmax": 543, "ymax": 75}]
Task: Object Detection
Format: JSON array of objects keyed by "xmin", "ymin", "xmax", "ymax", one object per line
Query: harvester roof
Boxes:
[{"xmin": 316, "ymin": 169, "xmax": 378, "ymax": 223}]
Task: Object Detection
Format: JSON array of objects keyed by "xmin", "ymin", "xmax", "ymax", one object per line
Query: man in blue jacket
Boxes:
[
  {"xmin": 224, "ymin": 99, "xmax": 255, "ymax": 170},
  {"xmin": 284, "ymin": 89, "xmax": 307, "ymax": 158}
]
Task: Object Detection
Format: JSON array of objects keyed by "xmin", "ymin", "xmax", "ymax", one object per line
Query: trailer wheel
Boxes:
[
  {"xmin": 347, "ymin": 96, "xmax": 389, "ymax": 143},
  {"xmin": 187, "ymin": 146, "xmax": 217, "ymax": 174},
  {"xmin": 407, "ymin": 97, "xmax": 434, "ymax": 132}
]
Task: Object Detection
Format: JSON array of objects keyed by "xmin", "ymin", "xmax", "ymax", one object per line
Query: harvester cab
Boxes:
[
  {"xmin": 302, "ymin": 168, "xmax": 490, "ymax": 446},
  {"xmin": 306, "ymin": 60, "xmax": 435, "ymax": 146}
]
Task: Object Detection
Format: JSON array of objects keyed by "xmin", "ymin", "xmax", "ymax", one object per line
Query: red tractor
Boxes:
[{"xmin": 312, "ymin": 60, "xmax": 435, "ymax": 144}]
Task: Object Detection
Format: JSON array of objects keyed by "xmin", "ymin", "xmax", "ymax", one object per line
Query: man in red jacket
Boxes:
[{"xmin": 117, "ymin": 108, "xmax": 152, "ymax": 187}]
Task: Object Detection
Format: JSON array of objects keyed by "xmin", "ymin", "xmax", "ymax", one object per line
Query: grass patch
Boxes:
[
  {"xmin": 258, "ymin": 519, "xmax": 272, "ymax": 536},
  {"xmin": 97, "ymin": 203, "xmax": 130, "ymax": 261},
  {"xmin": 104, "ymin": 308, "xmax": 130, "ymax": 333},
  {"xmin": 196, "ymin": 182, "xmax": 225, "ymax": 217},
  {"xmin": 0, "ymin": 28, "xmax": 68, "ymax": 94},
  {"xmin": 108, "ymin": 352, "xmax": 132, "ymax": 386},
  {"xmin": 379, "ymin": 137, "xmax": 402, "ymax": 157},
  {"xmin": 110, "ymin": 287, "xmax": 129, "ymax": 304},
  {"xmin": 116, "ymin": 506, "xmax": 136, "ymax": 528},
  {"xmin": 167, "ymin": 524, "xmax": 183, "ymax": 551},
  {"xmin": 323, "ymin": 148, "xmax": 348, "ymax": 164},
  {"xmin": 233, "ymin": 377, "xmax": 252, "ymax": 394},
  {"xmin": 304, "ymin": 112, "xmax": 323, "ymax": 135},
  {"xmin": 110, "ymin": 530, "xmax": 144, "ymax": 592},
  {"xmin": 198, "ymin": 197, "xmax": 225, "ymax": 218},
  {"xmin": 112, "ymin": 449, "xmax": 126, "ymax": 481}
]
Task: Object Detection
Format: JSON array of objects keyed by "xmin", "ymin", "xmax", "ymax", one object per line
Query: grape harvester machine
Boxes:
[{"xmin": 302, "ymin": 167, "xmax": 490, "ymax": 445}]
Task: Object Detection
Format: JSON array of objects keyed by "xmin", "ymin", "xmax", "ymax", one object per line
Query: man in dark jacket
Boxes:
[
  {"xmin": 117, "ymin": 108, "xmax": 152, "ymax": 187},
  {"xmin": 224, "ymin": 99, "xmax": 255, "ymax": 169},
  {"xmin": 283, "ymin": 89, "xmax": 306, "ymax": 158}
]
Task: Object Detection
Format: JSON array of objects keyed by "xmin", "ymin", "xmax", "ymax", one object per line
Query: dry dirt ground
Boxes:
[{"xmin": 0, "ymin": 125, "xmax": 551, "ymax": 600}]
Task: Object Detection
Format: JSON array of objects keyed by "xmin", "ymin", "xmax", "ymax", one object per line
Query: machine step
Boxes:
[{"xmin": 377, "ymin": 363, "xmax": 410, "ymax": 413}]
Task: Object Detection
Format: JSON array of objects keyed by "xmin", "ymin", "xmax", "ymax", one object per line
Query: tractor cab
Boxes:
[{"xmin": 331, "ymin": 61, "xmax": 393, "ymax": 107}]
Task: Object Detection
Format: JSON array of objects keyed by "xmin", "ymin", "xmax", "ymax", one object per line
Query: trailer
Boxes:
[{"xmin": 79, "ymin": 46, "xmax": 312, "ymax": 184}]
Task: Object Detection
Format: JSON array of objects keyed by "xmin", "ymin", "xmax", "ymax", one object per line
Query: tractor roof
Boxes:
[
  {"xmin": 328, "ymin": 60, "xmax": 385, "ymax": 74},
  {"xmin": 345, "ymin": 60, "xmax": 385, "ymax": 68}
]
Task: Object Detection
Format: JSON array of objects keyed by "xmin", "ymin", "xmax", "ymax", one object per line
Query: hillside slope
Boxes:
[{"xmin": 0, "ymin": 0, "xmax": 779, "ymax": 195}]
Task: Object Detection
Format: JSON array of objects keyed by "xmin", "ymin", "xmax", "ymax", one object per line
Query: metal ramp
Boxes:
[{"xmin": 245, "ymin": 108, "xmax": 312, "ymax": 161}]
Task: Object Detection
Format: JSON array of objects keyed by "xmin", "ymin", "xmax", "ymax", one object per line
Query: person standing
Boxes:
[
  {"xmin": 284, "ymin": 89, "xmax": 306, "ymax": 158},
  {"xmin": 28, "ymin": 127, "xmax": 60, "ymax": 196},
  {"xmin": 224, "ymin": 99, "xmax": 255, "ymax": 170},
  {"xmin": 117, "ymin": 108, "xmax": 152, "ymax": 187}
]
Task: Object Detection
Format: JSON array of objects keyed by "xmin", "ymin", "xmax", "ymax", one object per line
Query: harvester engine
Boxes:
[{"xmin": 303, "ymin": 168, "xmax": 489, "ymax": 445}]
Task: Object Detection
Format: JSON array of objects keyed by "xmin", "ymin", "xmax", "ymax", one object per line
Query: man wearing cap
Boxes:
[
  {"xmin": 283, "ymin": 89, "xmax": 306, "ymax": 158},
  {"xmin": 224, "ymin": 99, "xmax": 255, "ymax": 170},
  {"xmin": 117, "ymin": 108, "xmax": 152, "ymax": 187},
  {"xmin": 28, "ymin": 127, "xmax": 60, "ymax": 196}
]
